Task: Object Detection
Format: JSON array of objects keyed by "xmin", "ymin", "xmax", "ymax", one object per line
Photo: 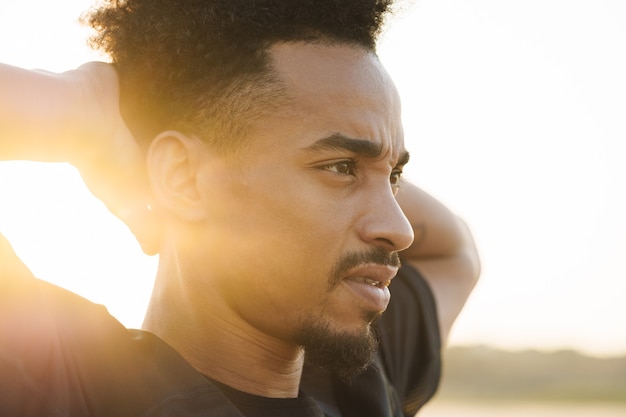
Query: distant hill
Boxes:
[{"xmin": 435, "ymin": 345, "xmax": 626, "ymax": 403}]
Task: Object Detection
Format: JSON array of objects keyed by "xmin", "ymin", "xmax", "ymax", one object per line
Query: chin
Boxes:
[{"xmin": 296, "ymin": 315, "xmax": 379, "ymax": 380}]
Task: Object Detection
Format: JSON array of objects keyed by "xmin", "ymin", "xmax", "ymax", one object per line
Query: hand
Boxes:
[{"xmin": 67, "ymin": 62, "xmax": 161, "ymax": 254}]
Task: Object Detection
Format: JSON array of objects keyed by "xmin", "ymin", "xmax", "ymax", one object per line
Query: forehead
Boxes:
[{"xmin": 260, "ymin": 42, "xmax": 405, "ymax": 159}]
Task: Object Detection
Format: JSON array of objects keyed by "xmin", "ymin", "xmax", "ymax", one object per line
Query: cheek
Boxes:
[
  {"xmin": 207, "ymin": 163, "xmax": 355, "ymax": 276},
  {"xmin": 228, "ymin": 183, "xmax": 351, "ymax": 299},
  {"xmin": 235, "ymin": 171, "xmax": 350, "ymax": 251}
]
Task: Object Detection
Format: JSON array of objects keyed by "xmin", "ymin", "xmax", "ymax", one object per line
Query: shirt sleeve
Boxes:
[
  {"xmin": 0, "ymin": 233, "xmax": 124, "ymax": 416},
  {"xmin": 0, "ymin": 233, "xmax": 235, "ymax": 417},
  {"xmin": 375, "ymin": 264, "xmax": 442, "ymax": 416},
  {"xmin": 0, "ymin": 233, "xmax": 34, "ymax": 283}
]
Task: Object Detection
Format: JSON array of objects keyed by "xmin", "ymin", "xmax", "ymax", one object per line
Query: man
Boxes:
[{"xmin": 0, "ymin": 0, "xmax": 479, "ymax": 415}]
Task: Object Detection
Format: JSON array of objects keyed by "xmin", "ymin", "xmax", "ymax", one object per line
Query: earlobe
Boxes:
[{"xmin": 146, "ymin": 131, "xmax": 208, "ymax": 221}]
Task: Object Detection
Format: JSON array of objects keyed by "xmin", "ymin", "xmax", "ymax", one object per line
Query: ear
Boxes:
[{"xmin": 146, "ymin": 131, "xmax": 208, "ymax": 222}]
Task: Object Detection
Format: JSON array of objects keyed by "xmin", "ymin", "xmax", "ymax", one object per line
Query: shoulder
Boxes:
[
  {"xmin": 0, "ymin": 234, "xmax": 241, "ymax": 416},
  {"xmin": 375, "ymin": 264, "xmax": 442, "ymax": 414},
  {"xmin": 0, "ymin": 255, "xmax": 132, "ymax": 415},
  {"xmin": 0, "ymin": 278, "xmax": 241, "ymax": 416},
  {"xmin": 378, "ymin": 264, "xmax": 440, "ymax": 341}
]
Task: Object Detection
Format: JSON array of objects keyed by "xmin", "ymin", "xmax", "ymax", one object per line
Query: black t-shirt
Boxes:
[
  {"xmin": 300, "ymin": 262, "xmax": 441, "ymax": 417},
  {"xmin": 0, "ymin": 234, "xmax": 440, "ymax": 416},
  {"xmin": 214, "ymin": 381, "xmax": 323, "ymax": 417}
]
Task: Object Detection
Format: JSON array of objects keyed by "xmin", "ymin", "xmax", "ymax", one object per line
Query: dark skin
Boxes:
[{"xmin": 0, "ymin": 57, "xmax": 480, "ymax": 397}]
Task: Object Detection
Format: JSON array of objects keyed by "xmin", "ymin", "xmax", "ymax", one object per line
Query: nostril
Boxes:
[{"xmin": 375, "ymin": 237, "xmax": 395, "ymax": 248}]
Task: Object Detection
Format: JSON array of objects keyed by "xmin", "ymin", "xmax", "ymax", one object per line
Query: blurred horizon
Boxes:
[{"xmin": 420, "ymin": 344, "xmax": 626, "ymax": 416}]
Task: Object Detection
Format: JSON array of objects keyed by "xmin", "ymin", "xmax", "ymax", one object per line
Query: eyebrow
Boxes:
[
  {"xmin": 306, "ymin": 133, "xmax": 409, "ymax": 166},
  {"xmin": 305, "ymin": 133, "xmax": 410, "ymax": 166},
  {"xmin": 305, "ymin": 133, "xmax": 383, "ymax": 158},
  {"xmin": 397, "ymin": 150, "xmax": 411, "ymax": 166}
]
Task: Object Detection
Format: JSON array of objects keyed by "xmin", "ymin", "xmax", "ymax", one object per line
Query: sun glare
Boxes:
[
  {"xmin": 0, "ymin": 162, "xmax": 156, "ymax": 328},
  {"xmin": 2, "ymin": 0, "xmax": 626, "ymax": 356}
]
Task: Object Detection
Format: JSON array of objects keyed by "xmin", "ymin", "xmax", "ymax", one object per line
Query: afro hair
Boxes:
[{"xmin": 85, "ymin": 0, "xmax": 395, "ymax": 149}]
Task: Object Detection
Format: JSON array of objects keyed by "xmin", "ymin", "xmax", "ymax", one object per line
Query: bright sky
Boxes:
[{"xmin": 1, "ymin": 0, "xmax": 625, "ymax": 357}]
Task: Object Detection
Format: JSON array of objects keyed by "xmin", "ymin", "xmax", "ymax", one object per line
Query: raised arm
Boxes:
[
  {"xmin": 396, "ymin": 181, "xmax": 480, "ymax": 346},
  {"xmin": 0, "ymin": 63, "xmax": 130, "ymax": 163},
  {"xmin": 0, "ymin": 62, "xmax": 157, "ymax": 253}
]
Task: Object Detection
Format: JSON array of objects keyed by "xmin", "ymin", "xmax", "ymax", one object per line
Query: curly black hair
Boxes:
[{"xmin": 85, "ymin": 0, "xmax": 395, "ymax": 150}]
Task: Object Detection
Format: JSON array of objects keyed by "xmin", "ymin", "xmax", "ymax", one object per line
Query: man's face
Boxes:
[{"xmin": 189, "ymin": 42, "xmax": 413, "ymax": 368}]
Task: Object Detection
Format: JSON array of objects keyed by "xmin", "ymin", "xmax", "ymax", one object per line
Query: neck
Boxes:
[{"xmin": 142, "ymin": 249, "xmax": 304, "ymax": 398}]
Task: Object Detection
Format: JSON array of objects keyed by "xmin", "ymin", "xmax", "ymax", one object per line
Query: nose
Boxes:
[{"xmin": 358, "ymin": 188, "xmax": 414, "ymax": 252}]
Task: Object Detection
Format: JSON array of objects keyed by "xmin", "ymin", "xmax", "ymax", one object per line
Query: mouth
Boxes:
[
  {"xmin": 341, "ymin": 264, "xmax": 398, "ymax": 312},
  {"xmin": 348, "ymin": 276, "xmax": 392, "ymax": 289},
  {"xmin": 343, "ymin": 263, "xmax": 398, "ymax": 287}
]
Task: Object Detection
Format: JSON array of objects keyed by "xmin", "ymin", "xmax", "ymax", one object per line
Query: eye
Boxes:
[
  {"xmin": 390, "ymin": 169, "xmax": 403, "ymax": 186},
  {"xmin": 390, "ymin": 168, "xmax": 403, "ymax": 195},
  {"xmin": 321, "ymin": 160, "xmax": 357, "ymax": 176}
]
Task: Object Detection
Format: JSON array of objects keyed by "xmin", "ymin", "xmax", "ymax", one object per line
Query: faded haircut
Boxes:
[{"xmin": 84, "ymin": 0, "xmax": 395, "ymax": 151}]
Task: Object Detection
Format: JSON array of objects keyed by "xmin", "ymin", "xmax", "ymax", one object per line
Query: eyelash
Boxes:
[
  {"xmin": 321, "ymin": 160, "xmax": 358, "ymax": 176},
  {"xmin": 390, "ymin": 169, "xmax": 403, "ymax": 186},
  {"xmin": 320, "ymin": 160, "xmax": 404, "ymax": 187}
]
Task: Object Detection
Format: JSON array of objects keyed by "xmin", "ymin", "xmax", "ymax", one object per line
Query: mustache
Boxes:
[{"xmin": 329, "ymin": 247, "xmax": 400, "ymax": 289}]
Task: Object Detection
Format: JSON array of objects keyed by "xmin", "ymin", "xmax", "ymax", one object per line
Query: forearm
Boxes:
[
  {"xmin": 404, "ymin": 219, "xmax": 480, "ymax": 344},
  {"xmin": 0, "ymin": 63, "xmax": 155, "ymax": 253},
  {"xmin": 0, "ymin": 63, "xmax": 85, "ymax": 163},
  {"xmin": 396, "ymin": 181, "xmax": 481, "ymax": 345},
  {"xmin": 396, "ymin": 181, "xmax": 465, "ymax": 260}
]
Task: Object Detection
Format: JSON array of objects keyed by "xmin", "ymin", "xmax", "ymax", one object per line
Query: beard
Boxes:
[
  {"xmin": 295, "ymin": 246, "xmax": 397, "ymax": 379},
  {"xmin": 296, "ymin": 314, "xmax": 380, "ymax": 381}
]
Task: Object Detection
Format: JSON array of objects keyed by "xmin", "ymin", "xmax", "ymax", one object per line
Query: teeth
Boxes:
[{"xmin": 355, "ymin": 277, "xmax": 382, "ymax": 287}]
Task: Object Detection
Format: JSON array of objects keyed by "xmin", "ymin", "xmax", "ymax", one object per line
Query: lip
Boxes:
[
  {"xmin": 344, "ymin": 264, "xmax": 398, "ymax": 287},
  {"xmin": 342, "ymin": 264, "xmax": 399, "ymax": 313}
]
